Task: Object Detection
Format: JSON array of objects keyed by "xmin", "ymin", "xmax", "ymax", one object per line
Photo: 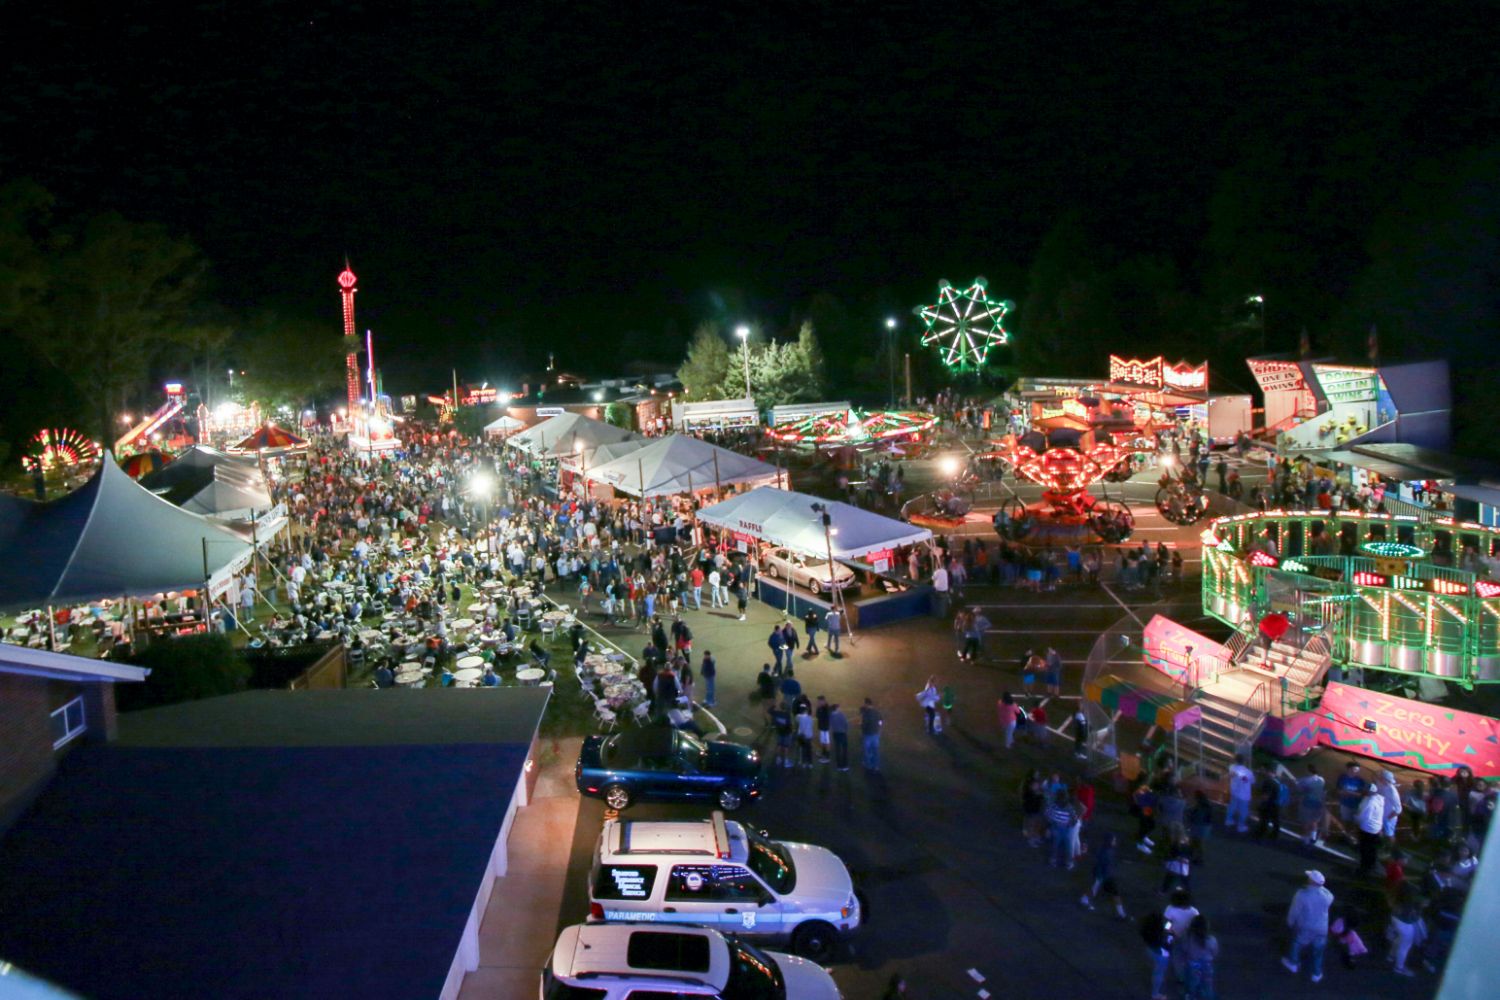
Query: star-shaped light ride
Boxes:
[{"xmin": 916, "ymin": 278, "xmax": 1013, "ymax": 372}]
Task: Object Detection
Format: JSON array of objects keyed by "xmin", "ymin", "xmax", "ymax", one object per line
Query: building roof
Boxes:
[
  {"xmin": 0, "ymin": 642, "xmax": 149, "ymax": 684},
  {"xmin": 0, "ymin": 688, "xmax": 548, "ymax": 1000},
  {"xmin": 1317, "ymin": 443, "xmax": 1500, "ymax": 483}
]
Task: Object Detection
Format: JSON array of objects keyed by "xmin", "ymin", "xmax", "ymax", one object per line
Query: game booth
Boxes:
[
  {"xmin": 695, "ymin": 486, "xmax": 935, "ymax": 630},
  {"xmin": 1246, "ymin": 357, "xmax": 1451, "ymax": 451}
]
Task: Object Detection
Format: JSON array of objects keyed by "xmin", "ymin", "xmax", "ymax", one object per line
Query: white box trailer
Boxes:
[
  {"xmin": 672, "ymin": 398, "xmax": 760, "ymax": 432},
  {"xmin": 1207, "ymin": 394, "xmax": 1253, "ymax": 443}
]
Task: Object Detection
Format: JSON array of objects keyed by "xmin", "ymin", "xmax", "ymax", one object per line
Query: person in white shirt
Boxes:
[
  {"xmin": 1355, "ymin": 783, "xmax": 1385, "ymax": 875},
  {"xmin": 708, "ymin": 569, "xmax": 725, "ymax": 608},
  {"xmin": 931, "ymin": 564, "xmax": 950, "ymax": 618},
  {"xmin": 1226, "ymin": 754, "xmax": 1254, "ymax": 833},
  {"xmin": 1378, "ymin": 770, "xmax": 1403, "ymax": 839}
]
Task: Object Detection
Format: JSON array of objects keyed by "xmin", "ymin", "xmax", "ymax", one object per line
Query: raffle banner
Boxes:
[{"xmin": 1316, "ymin": 682, "xmax": 1500, "ymax": 778}]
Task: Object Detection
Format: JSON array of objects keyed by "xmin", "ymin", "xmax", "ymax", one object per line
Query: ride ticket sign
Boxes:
[{"xmin": 1316, "ymin": 682, "xmax": 1500, "ymax": 778}]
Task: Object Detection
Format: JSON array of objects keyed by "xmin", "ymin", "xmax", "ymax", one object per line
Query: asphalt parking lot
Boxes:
[{"xmin": 543, "ymin": 465, "xmax": 1438, "ymax": 999}]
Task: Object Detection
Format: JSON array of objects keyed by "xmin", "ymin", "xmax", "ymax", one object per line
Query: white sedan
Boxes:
[{"xmin": 761, "ymin": 547, "xmax": 857, "ymax": 594}]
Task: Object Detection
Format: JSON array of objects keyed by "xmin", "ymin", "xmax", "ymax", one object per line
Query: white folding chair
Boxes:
[
  {"xmin": 631, "ymin": 702, "xmax": 652, "ymax": 726},
  {"xmin": 594, "ymin": 701, "xmax": 617, "ymax": 730}
]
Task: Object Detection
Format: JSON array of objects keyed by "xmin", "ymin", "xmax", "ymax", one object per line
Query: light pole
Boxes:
[
  {"xmin": 1247, "ymin": 294, "xmax": 1265, "ymax": 353},
  {"xmin": 809, "ymin": 502, "xmax": 851, "ymax": 645},
  {"xmin": 469, "ymin": 470, "xmax": 494, "ymax": 531},
  {"xmin": 735, "ymin": 324, "xmax": 752, "ymax": 399},
  {"xmin": 885, "ymin": 317, "xmax": 898, "ymax": 407}
]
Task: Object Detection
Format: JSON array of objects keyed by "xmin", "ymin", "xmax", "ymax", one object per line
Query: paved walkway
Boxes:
[{"xmin": 458, "ymin": 738, "xmax": 582, "ymax": 999}]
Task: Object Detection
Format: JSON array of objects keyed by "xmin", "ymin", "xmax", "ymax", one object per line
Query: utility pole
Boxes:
[{"xmin": 904, "ymin": 353, "xmax": 912, "ymax": 406}]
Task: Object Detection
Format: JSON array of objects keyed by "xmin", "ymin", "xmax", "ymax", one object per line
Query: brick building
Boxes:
[{"xmin": 0, "ymin": 644, "xmax": 148, "ymax": 831}]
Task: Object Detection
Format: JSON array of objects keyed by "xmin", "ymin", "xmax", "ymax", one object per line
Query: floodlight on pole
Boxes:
[{"xmin": 735, "ymin": 325, "xmax": 752, "ymax": 399}]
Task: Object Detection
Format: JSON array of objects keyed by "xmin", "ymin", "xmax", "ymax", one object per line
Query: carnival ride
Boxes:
[
  {"xmin": 1154, "ymin": 463, "xmax": 1211, "ymax": 526},
  {"xmin": 915, "ymin": 278, "xmax": 1013, "ymax": 373},
  {"xmin": 22, "ymin": 428, "xmax": 101, "ymax": 474},
  {"xmin": 766, "ymin": 408, "xmax": 939, "ymax": 446},
  {"xmin": 983, "ymin": 434, "xmax": 1137, "ymax": 544}
]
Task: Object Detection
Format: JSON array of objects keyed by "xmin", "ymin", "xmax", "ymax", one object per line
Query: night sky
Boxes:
[{"xmin": 4, "ymin": 2, "xmax": 1498, "ymax": 394}]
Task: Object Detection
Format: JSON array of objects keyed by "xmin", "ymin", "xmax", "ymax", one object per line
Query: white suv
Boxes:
[
  {"xmin": 542, "ymin": 922, "xmax": 841, "ymax": 999},
  {"xmin": 587, "ymin": 813, "xmax": 862, "ymax": 963}
]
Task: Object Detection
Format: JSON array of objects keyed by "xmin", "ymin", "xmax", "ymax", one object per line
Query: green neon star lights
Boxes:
[{"xmin": 916, "ymin": 278, "xmax": 1013, "ymax": 372}]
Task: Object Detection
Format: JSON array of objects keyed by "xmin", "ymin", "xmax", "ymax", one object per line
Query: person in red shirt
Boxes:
[{"xmin": 690, "ymin": 566, "xmax": 705, "ymax": 610}]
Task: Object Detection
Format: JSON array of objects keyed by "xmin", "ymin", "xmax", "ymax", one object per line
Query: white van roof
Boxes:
[
  {"xmin": 604, "ymin": 812, "xmax": 737, "ymax": 860},
  {"xmin": 550, "ymin": 923, "xmax": 731, "ymax": 987}
]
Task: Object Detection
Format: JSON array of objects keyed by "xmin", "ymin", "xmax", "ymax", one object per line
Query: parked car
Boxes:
[
  {"xmin": 588, "ymin": 811, "xmax": 862, "ymax": 962},
  {"xmin": 760, "ymin": 548, "xmax": 856, "ymax": 594},
  {"xmin": 542, "ymin": 921, "xmax": 841, "ymax": 999},
  {"xmin": 577, "ymin": 724, "xmax": 763, "ymax": 811}
]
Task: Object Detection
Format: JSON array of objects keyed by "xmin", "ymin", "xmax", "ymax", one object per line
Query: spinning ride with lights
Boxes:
[
  {"xmin": 1155, "ymin": 467, "xmax": 1210, "ymax": 525},
  {"xmin": 22, "ymin": 428, "xmax": 101, "ymax": 474},
  {"xmin": 767, "ymin": 409, "xmax": 938, "ymax": 445},
  {"xmin": 985, "ymin": 437, "xmax": 1135, "ymax": 543},
  {"xmin": 915, "ymin": 278, "xmax": 1013, "ymax": 372}
]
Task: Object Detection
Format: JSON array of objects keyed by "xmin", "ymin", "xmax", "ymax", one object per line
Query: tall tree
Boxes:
[
  {"xmin": 676, "ymin": 322, "xmax": 731, "ymax": 400},
  {"xmin": 12, "ymin": 209, "xmax": 211, "ymax": 437},
  {"xmin": 235, "ymin": 312, "xmax": 348, "ymax": 411}
]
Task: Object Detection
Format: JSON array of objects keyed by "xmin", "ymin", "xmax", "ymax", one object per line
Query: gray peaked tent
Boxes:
[
  {"xmin": 139, "ymin": 446, "xmax": 273, "ymax": 518},
  {"xmin": 0, "ymin": 454, "xmax": 253, "ymax": 608}
]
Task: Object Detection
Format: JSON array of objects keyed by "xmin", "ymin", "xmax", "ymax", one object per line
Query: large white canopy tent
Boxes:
[
  {"xmin": 582, "ymin": 435, "xmax": 783, "ymax": 498},
  {"xmin": 0, "ymin": 454, "xmax": 254, "ymax": 608},
  {"xmin": 482, "ymin": 414, "xmax": 525, "ymax": 438},
  {"xmin": 695, "ymin": 486, "xmax": 931, "ymax": 565},
  {"xmin": 503, "ymin": 412, "xmax": 637, "ymax": 458},
  {"xmin": 560, "ymin": 437, "xmax": 649, "ymax": 472}
]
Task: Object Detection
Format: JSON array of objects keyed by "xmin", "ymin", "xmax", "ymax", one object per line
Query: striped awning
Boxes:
[{"xmin": 1083, "ymin": 674, "xmax": 1202, "ymax": 731}]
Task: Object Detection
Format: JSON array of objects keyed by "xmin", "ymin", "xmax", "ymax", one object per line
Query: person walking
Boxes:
[
  {"xmin": 825, "ymin": 607, "xmax": 843, "ymax": 656},
  {"xmin": 1046, "ymin": 789, "xmax": 1078, "ymax": 869},
  {"xmin": 1180, "ymin": 914, "xmax": 1220, "ymax": 1000},
  {"xmin": 1070, "ymin": 708, "xmax": 1089, "ymax": 759},
  {"xmin": 794, "ymin": 703, "xmax": 815, "ymax": 768},
  {"xmin": 802, "ymin": 607, "xmax": 820, "ymax": 655},
  {"xmin": 733, "ymin": 569, "xmax": 749, "ymax": 621},
  {"xmin": 1141, "ymin": 909, "xmax": 1175, "ymax": 1000},
  {"xmin": 1282, "ymin": 870, "xmax": 1334, "ymax": 982},
  {"xmin": 1297, "ymin": 763, "xmax": 1327, "ymax": 846},
  {"xmin": 916, "ymin": 677, "xmax": 941, "ymax": 734},
  {"xmin": 690, "ymin": 564, "xmax": 704, "ymax": 610},
  {"xmin": 1356, "ymin": 781, "xmax": 1386, "ymax": 875},
  {"xmin": 997, "ymin": 691, "xmax": 1022, "ymax": 749},
  {"xmin": 708, "ymin": 567, "xmax": 725, "ymax": 608},
  {"xmin": 768, "ymin": 625, "xmax": 788, "ymax": 675},
  {"xmin": 829, "ymin": 703, "xmax": 850, "ymax": 770},
  {"xmin": 1255, "ymin": 766, "xmax": 1284, "ymax": 842},
  {"xmin": 859, "ymin": 697, "xmax": 883, "ymax": 771},
  {"xmin": 1385, "ymin": 882, "xmax": 1425, "ymax": 977},
  {"xmin": 1378, "ymin": 770, "xmax": 1403, "ymax": 841},
  {"xmin": 769, "ymin": 700, "xmax": 793, "ymax": 769},
  {"xmin": 815, "ymin": 695, "xmax": 833, "ymax": 763},
  {"xmin": 699, "ymin": 650, "xmax": 716, "ymax": 707},
  {"xmin": 1081, "ymin": 830, "xmax": 1129, "ymax": 919},
  {"xmin": 1226, "ymin": 754, "xmax": 1254, "ymax": 833},
  {"xmin": 1044, "ymin": 646, "xmax": 1063, "ymax": 696}
]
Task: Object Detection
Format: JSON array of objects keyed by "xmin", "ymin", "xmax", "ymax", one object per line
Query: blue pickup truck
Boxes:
[{"xmin": 576, "ymin": 724, "xmax": 763, "ymax": 811}]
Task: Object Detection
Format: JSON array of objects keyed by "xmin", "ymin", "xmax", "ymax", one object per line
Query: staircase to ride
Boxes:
[{"xmin": 1186, "ymin": 636, "xmax": 1332, "ymax": 777}]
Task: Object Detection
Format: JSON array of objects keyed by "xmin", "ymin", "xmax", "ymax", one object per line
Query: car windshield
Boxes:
[
  {"xmin": 722, "ymin": 938, "xmax": 786, "ymax": 1000},
  {"xmin": 743, "ymin": 827, "xmax": 796, "ymax": 895},
  {"xmin": 676, "ymin": 730, "xmax": 707, "ymax": 759}
]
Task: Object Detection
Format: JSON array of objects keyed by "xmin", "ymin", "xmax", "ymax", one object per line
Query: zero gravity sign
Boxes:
[{"xmin": 1315, "ymin": 682, "xmax": 1500, "ymax": 778}]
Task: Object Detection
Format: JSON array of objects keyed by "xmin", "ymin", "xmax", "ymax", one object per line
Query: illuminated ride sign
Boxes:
[{"xmin": 1108, "ymin": 356, "xmax": 1209, "ymax": 394}]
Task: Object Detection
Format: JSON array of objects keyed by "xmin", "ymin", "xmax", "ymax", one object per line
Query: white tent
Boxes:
[
  {"xmin": 560, "ymin": 437, "xmax": 649, "ymax": 472},
  {"xmin": 582, "ymin": 435, "xmax": 783, "ymax": 498},
  {"xmin": 483, "ymin": 414, "xmax": 525, "ymax": 438},
  {"xmin": 504, "ymin": 412, "xmax": 637, "ymax": 458},
  {"xmin": 696, "ymin": 486, "xmax": 931, "ymax": 562}
]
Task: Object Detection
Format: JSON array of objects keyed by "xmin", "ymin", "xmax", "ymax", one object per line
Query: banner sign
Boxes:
[
  {"xmin": 1108, "ymin": 356, "xmax": 1208, "ymax": 394},
  {"xmin": 1141, "ymin": 615, "xmax": 1232, "ymax": 686},
  {"xmin": 1316, "ymin": 682, "xmax": 1500, "ymax": 777},
  {"xmin": 1312, "ymin": 364, "xmax": 1378, "ymax": 404},
  {"xmin": 1246, "ymin": 359, "xmax": 1307, "ymax": 393}
]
